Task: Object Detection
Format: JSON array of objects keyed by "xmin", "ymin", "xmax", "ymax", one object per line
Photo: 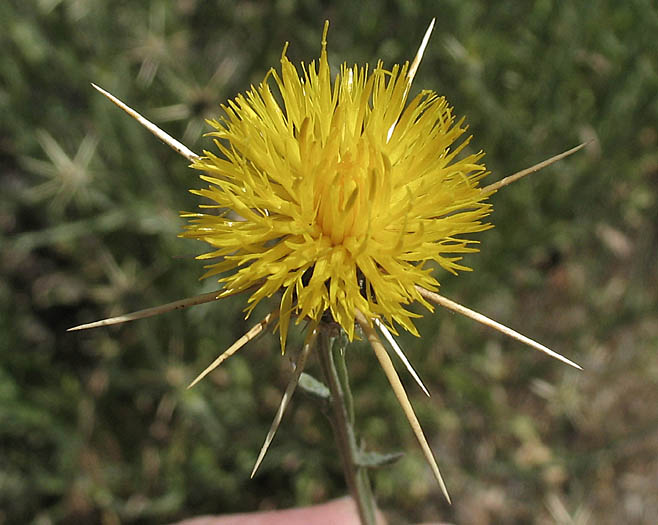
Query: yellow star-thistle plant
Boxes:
[
  {"xmin": 75, "ymin": 20, "xmax": 584, "ymax": 508},
  {"xmin": 181, "ymin": 21, "xmax": 492, "ymax": 353}
]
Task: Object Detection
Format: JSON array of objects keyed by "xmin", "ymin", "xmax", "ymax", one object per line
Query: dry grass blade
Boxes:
[
  {"xmin": 67, "ymin": 289, "xmax": 225, "ymax": 331},
  {"xmin": 375, "ymin": 319, "xmax": 430, "ymax": 397},
  {"xmin": 356, "ymin": 310, "xmax": 451, "ymax": 503},
  {"xmin": 482, "ymin": 143, "xmax": 588, "ymax": 194},
  {"xmin": 251, "ymin": 321, "xmax": 319, "ymax": 478},
  {"xmin": 417, "ymin": 287, "xmax": 582, "ymax": 370},
  {"xmin": 188, "ymin": 310, "xmax": 279, "ymax": 389},
  {"xmin": 91, "ymin": 83, "xmax": 199, "ymax": 162}
]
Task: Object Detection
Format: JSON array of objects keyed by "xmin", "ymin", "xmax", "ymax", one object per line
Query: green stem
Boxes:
[
  {"xmin": 334, "ymin": 336, "xmax": 355, "ymax": 424},
  {"xmin": 317, "ymin": 324, "xmax": 377, "ymax": 525}
]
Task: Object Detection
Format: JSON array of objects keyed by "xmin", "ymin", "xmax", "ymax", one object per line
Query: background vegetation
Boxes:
[{"xmin": 2, "ymin": 1, "xmax": 657, "ymax": 523}]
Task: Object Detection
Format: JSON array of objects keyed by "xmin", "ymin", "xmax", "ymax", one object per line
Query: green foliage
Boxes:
[{"xmin": 2, "ymin": 1, "xmax": 657, "ymax": 523}]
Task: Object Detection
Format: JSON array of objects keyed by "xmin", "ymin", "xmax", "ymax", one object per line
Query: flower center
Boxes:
[{"xmin": 315, "ymin": 150, "xmax": 368, "ymax": 247}]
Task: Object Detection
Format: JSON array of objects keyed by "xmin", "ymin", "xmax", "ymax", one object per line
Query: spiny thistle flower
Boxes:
[
  {"xmin": 182, "ymin": 21, "xmax": 492, "ymax": 352},
  {"xmin": 72, "ymin": 20, "xmax": 584, "ymax": 503}
]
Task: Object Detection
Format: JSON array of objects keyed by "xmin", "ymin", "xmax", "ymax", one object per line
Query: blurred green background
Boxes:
[{"xmin": 2, "ymin": 1, "xmax": 657, "ymax": 524}]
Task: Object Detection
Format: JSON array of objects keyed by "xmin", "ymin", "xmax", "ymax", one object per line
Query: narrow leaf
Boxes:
[
  {"xmin": 388, "ymin": 18, "xmax": 435, "ymax": 143},
  {"xmin": 356, "ymin": 310, "xmax": 451, "ymax": 503},
  {"xmin": 68, "ymin": 289, "xmax": 226, "ymax": 331},
  {"xmin": 251, "ymin": 320, "xmax": 319, "ymax": 477},
  {"xmin": 407, "ymin": 18, "xmax": 435, "ymax": 88},
  {"xmin": 417, "ymin": 287, "xmax": 582, "ymax": 370},
  {"xmin": 188, "ymin": 310, "xmax": 278, "ymax": 389},
  {"xmin": 375, "ymin": 318, "xmax": 430, "ymax": 397},
  {"xmin": 91, "ymin": 83, "xmax": 199, "ymax": 161},
  {"xmin": 482, "ymin": 143, "xmax": 588, "ymax": 194}
]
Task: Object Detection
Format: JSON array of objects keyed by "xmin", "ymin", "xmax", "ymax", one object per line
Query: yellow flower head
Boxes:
[
  {"xmin": 182, "ymin": 22, "xmax": 492, "ymax": 350},
  {"xmin": 80, "ymin": 20, "xmax": 583, "ymax": 505}
]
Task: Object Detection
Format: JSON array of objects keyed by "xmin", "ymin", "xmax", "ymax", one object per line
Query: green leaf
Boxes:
[
  {"xmin": 298, "ymin": 372, "xmax": 331, "ymax": 401},
  {"xmin": 356, "ymin": 450, "xmax": 405, "ymax": 469}
]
